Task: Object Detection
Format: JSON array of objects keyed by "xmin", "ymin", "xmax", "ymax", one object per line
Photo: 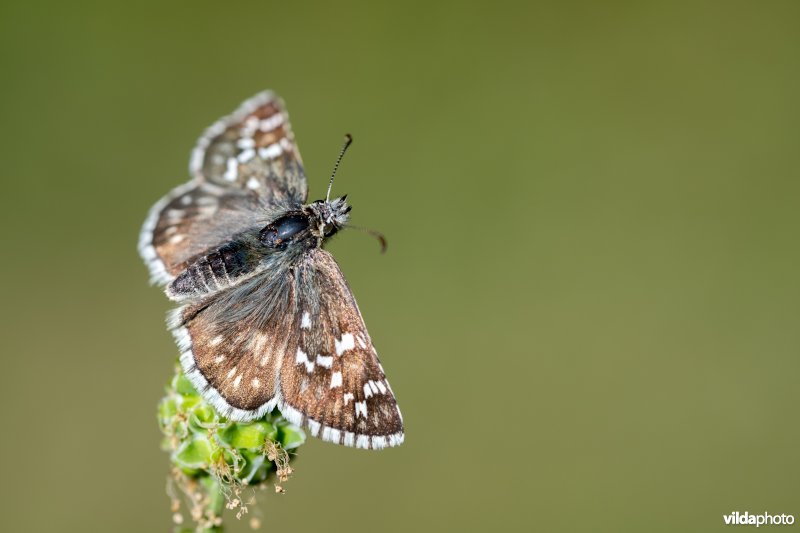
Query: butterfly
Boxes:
[{"xmin": 138, "ymin": 91, "xmax": 403, "ymax": 449}]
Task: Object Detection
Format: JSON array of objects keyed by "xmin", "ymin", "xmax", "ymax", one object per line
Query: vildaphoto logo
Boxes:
[{"xmin": 723, "ymin": 512, "xmax": 795, "ymax": 527}]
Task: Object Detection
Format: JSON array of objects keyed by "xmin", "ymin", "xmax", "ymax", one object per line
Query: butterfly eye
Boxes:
[{"xmin": 260, "ymin": 214, "xmax": 310, "ymax": 249}]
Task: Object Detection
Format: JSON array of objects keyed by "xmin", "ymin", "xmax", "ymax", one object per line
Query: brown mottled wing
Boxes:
[
  {"xmin": 190, "ymin": 91, "xmax": 307, "ymax": 204},
  {"xmin": 172, "ymin": 272, "xmax": 296, "ymax": 420},
  {"xmin": 139, "ymin": 182, "xmax": 263, "ymax": 285},
  {"xmin": 279, "ymin": 250, "xmax": 404, "ymax": 449},
  {"xmin": 139, "ymin": 91, "xmax": 306, "ymax": 286}
]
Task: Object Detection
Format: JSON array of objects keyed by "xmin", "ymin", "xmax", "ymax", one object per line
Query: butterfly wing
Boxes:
[
  {"xmin": 279, "ymin": 250, "xmax": 404, "ymax": 449},
  {"xmin": 172, "ymin": 269, "xmax": 296, "ymax": 420},
  {"xmin": 190, "ymin": 91, "xmax": 307, "ymax": 203},
  {"xmin": 173, "ymin": 249, "xmax": 404, "ymax": 449},
  {"xmin": 139, "ymin": 91, "xmax": 306, "ymax": 285}
]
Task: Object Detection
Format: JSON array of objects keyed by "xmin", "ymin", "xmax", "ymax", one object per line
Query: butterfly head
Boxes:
[
  {"xmin": 308, "ymin": 195, "xmax": 351, "ymax": 238},
  {"xmin": 307, "ymin": 133, "xmax": 354, "ymax": 241},
  {"xmin": 259, "ymin": 134, "xmax": 358, "ymax": 251}
]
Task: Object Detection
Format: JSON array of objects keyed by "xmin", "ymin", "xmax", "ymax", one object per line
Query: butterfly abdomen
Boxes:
[{"xmin": 166, "ymin": 240, "xmax": 257, "ymax": 300}]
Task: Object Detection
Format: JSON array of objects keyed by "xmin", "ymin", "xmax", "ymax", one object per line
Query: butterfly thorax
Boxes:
[
  {"xmin": 260, "ymin": 196, "xmax": 350, "ymax": 249},
  {"xmin": 165, "ymin": 197, "xmax": 350, "ymax": 301}
]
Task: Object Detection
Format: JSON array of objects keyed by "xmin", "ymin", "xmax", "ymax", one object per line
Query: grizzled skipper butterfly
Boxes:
[{"xmin": 139, "ymin": 92, "xmax": 403, "ymax": 449}]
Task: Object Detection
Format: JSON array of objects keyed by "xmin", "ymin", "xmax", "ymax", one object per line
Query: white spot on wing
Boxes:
[
  {"xmin": 246, "ymin": 176, "xmax": 260, "ymax": 189},
  {"xmin": 295, "ymin": 348, "xmax": 314, "ymax": 373},
  {"xmin": 227, "ymin": 366, "xmax": 237, "ymax": 379},
  {"xmin": 343, "ymin": 392, "xmax": 354, "ymax": 404},
  {"xmin": 168, "ymin": 234, "xmax": 185, "ymax": 244},
  {"xmin": 363, "ymin": 383, "xmax": 374, "ymax": 398},
  {"xmin": 237, "ymin": 148, "xmax": 255, "ymax": 163},
  {"xmin": 242, "ymin": 117, "xmax": 259, "ymax": 137},
  {"xmin": 316, "ymin": 355, "xmax": 333, "ymax": 369},
  {"xmin": 330, "ymin": 371, "xmax": 342, "ymax": 389},
  {"xmin": 258, "ymin": 143, "xmax": 282, "ymax": 160},
  {"xmin": 251, "ymin": 333, "xmax": 267, "ymax": 354},
  {"xmin": 355, "ymin": 401, "xmax": 367, "ymax": 418},
  {"xmin": 335, "ymin": 333, "xmax": 355, "ymax": 356},
  {"xmin": 209, "ymin": 336, "xmax": 223, "ymax": 347},
  {"xmin": 252, "ymin": 378, "xmax": 260, "ymax": 388},
  {"xmin": 223, "ymin": 158, "xmax": 238, "ymax": 181},
  {"xmin": 259, "ymin": 114, "xmax": 284, "ymax": 132},
  {"xmin": 279, "ymin": 137, "xmax": 294, "ymax": 151},
  {"xmin": 233, "ymin": 375, "xmax": 242, "ymax": 388},
  {"xmin": 166, "ymin": 209, "xmax": 184, "ymax": 222},
  {"xmin": 236, "ymin": 137, "xmax": 255, "ymax": 149},
  {"xmin": 300, "ymin": 312, "xmax": 311, "ymax": 329}
]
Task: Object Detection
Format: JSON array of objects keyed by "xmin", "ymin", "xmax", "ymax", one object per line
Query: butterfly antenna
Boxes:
[
  {"xmin": 326, "ymin": 133, "xmax": 353, "ymax": 202},
  {"xmin": 345, "ymin": 224, "xmax": 388, "ymax": 253}
]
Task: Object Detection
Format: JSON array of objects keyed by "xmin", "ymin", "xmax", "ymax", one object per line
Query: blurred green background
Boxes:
[{"xmin": 1, "ymin": 1, "xmax": 799, "ymax": 531}]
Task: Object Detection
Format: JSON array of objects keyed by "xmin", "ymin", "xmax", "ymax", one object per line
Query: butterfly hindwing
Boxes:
[
  {"xmin": 278, "ymin": 250, "xmax": 404, "ymax": 449},
  {"xmin": 172, "ymin": 270, "xmax": 297, "ymax": 420}
]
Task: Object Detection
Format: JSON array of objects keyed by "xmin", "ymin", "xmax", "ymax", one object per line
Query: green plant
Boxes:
[{"xmin": 158, "ymin": 364, "xmax": 305, "ymax": 532}]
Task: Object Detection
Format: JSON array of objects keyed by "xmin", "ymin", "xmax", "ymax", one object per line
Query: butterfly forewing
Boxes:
[
  {"xmin": 191, "ymin": 91, "xmax": 307, "ymax": 203},
  {"xmin": 139, "ymin": 91, "xmax": 306, "ymax": 286}
]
